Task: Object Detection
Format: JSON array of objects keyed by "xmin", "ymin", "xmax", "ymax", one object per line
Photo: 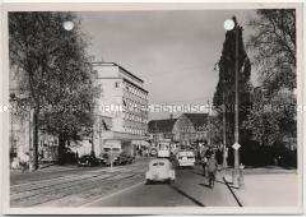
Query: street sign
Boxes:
[{"xmin": 232, "ymin": 142, "xmax": 241, "ymax": 150}]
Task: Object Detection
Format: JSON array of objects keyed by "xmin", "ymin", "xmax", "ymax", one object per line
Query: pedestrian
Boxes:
[
  {"xmin": 201, "ymin": 155, "xmax": 208, "ymax": 176},
  {"xmin": 205, "ymin": 147, "xmax": 213, "ymax": 159},
  {"xmin": 207, "ymin": 153, "xmax": 218, "ymax": 188},
  {"xmin": 216, "ymin": 147, "xmax": 223, "ymax": 166}
]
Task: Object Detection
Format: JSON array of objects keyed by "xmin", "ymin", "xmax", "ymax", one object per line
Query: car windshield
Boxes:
[{"xmin": 151, "ymin": 161, "xmax": 166, "ymax": 167}]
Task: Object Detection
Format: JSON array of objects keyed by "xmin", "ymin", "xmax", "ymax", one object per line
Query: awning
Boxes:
[{"xmin": 104, "ymin": 140, "xmax": 121, "ymax": 149}]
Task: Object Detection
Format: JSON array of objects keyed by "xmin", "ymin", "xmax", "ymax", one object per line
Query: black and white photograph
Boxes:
[{"xmin": 1, "ymin": 2, "xmax": 303, "ymax": 215}]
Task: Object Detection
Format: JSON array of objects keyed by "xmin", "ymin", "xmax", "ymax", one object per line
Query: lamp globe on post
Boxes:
[
  {"xmin": 63, "ymin": 20, "xmax": 74, "ymax": 31},
  {"xmin": 223, "ymin": 19, "xmax": 235, "ymax": 31},
  {"xmin": 223, "ymin": 17, "xmax": 242, "ymax": 188}
]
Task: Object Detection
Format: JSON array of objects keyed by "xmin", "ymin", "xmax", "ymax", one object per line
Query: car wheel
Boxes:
[{"xmin": 145, "ymin": 179, "xmax": 151, "ymax": 185}]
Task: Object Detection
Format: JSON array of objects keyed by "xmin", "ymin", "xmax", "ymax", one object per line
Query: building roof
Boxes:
[
  {"xmin": 92, "ymin": 62, "xmax": 144, "ymax": 83},
  {"xmin": 183, "ymin": 113, "xmax": 209, "ymax": 130},
  {"xmin": 123, "ymin": 78, "xmax": 149, "ymax": 94},
  {"xmin": 148, "ymin": 119, "xmax": 177, "ymax": 134}
]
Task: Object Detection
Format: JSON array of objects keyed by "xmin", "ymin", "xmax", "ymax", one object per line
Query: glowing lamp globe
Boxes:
[
  {"xmin": 223, "ymin": 19, "xmax": 235, "ymax": 31},
  {"xmin": 63, "ymin": 21, "xmax": 74, "ymax": 31}
]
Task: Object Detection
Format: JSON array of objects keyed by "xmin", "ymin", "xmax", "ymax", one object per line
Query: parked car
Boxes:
[
  {"xmin": 145, "ymin": 158, "xmax": 175, "ymax": 184},
  {"xmin": 113, "ymin": 152, "xmax": 135, "ymax": 166},
  {"xmin": 77, "ymin": 155, "xmax": 106, "ymax": 167},
  {"xmin": 176, "ymin": 150, "xmax": 196, "ymax": 167}
]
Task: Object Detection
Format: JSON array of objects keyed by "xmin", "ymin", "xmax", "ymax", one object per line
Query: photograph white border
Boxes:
[{"xmin": 0, "ymin": 1, "xmax": 304, "ymax": 215}]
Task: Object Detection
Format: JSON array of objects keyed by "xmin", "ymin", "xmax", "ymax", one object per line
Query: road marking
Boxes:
[{"xmin": 80, "ymin": 181, "xmax": 144, "ymax": 207}]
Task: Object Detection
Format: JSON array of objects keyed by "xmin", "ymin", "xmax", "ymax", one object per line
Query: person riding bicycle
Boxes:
[
  {"xmin": 207, "ymin": 153, "xmax": 218, "ymax": 188},
  {"xmin": 201, "ymin": 155, "xmax": 208, "ymax": 176}
]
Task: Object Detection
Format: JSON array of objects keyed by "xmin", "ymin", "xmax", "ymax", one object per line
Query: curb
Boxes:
[{"xmin": 223, "ymin": 176, "xmax": 243, "ymax": 207}]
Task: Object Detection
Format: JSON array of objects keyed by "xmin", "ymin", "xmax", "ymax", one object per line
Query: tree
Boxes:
[
  {"xmin": 245, "ymin": 9, "xmax": 297, "ymax": 151},
  {"xmin": 213, "ymin": 17, "xmax": 252, "ymax": 151},
  {"xmin": 247, "ymin": 9, "xmax": 296, "ymax": 95},
  {"xmin": 9, "ymin": 12, "xmax": 97, "ymax": 168}
]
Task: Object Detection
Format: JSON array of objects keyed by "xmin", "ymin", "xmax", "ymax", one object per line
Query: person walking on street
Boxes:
[{"xmin": 207, "ymin": 153, "xmax": 218, "ymax": 188}]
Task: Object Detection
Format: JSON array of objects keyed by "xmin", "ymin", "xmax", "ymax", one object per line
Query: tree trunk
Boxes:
[
  {"xmin": 31, "ymin": 108, "xmax": 39, "ymax": 171},
  {"xmin": 57, "ymin": 133, "xmax": 66, "ymax": 165}
]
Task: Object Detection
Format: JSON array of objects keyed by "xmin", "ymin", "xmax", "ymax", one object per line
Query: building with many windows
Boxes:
[{"xmin": 92, "ymin": 62, "xmax": 149, "ymax": 157}]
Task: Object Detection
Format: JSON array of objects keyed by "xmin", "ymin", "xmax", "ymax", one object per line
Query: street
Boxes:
[
  {"xmin": 86, "ymin": 167, "xmax": 238, "ymax": 207},
  {"xmin": 10, "ymin": 158, "xmax": 238, "ymax": 207}
]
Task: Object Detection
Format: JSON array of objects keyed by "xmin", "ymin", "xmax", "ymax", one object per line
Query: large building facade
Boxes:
[{"xmin": 93, "ymin": 62, "xmax": 149, "ymax": 157}]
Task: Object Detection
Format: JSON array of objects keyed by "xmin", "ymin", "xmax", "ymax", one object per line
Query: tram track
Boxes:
[{"xmin": 10, "ymin": 171, "xmax": 144, "ymax": 207}]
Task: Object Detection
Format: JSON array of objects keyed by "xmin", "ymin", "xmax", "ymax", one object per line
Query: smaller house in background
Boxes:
[
  {"xmin": 148, "ymin": 118, "xmax": 178, "ymax": 152},
  {"xmin": 173, "ymin": 113, "xmax": 209, "ymax": 147},
  {"xmin": 148, "ymin": 113, "xmax": 210, "ymax": 152}
]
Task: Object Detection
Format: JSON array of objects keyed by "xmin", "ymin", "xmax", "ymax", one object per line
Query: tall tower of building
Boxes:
[{"xmin": 93, "ymin": 62, "xmax": 149, "ymax": 156}]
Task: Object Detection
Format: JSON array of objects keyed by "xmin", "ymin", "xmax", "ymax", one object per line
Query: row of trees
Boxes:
[
  {"xmin": 212, "ymin": 10, "xmax": 297, "ymax": 167},
  {"xmin": 9, "ymin": 12, "xmax": 99, "ymax": 170}
]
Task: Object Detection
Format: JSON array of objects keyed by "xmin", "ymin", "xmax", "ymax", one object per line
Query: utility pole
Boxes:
[
  {"xmin": 223, "ymin": 17, "xmax": 242, "ymax": 188},
  {"xmin": 232, "ymin": 20, "xmax": 240, "ymax": 187},
  {"xmin": 231, "ymin": 17, "xmax": 243, "ymax": 188}
]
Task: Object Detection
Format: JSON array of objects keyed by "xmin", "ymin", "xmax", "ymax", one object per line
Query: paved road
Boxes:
[
  {"xmin": 86, "ymin": 168, "xmax": 238, "ymax": 207},
  {"xmin": 10, "ymin": 159, "xmax": 238, "ymax": 207},
  {"xmin": 10, "ymin": 159, "xmax": 150, "ymax": 207}
]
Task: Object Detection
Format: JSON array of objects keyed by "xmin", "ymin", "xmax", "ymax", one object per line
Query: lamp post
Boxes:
[{"xmin": 224, "ymin": 17, "xmax": 242, "ymax": 188}]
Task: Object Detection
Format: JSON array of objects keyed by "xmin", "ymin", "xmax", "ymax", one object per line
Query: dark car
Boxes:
[
  {"xmin": 113, "ymin": 152, "xmax": 135, "ymax": 166},
  {"xmin": 78, "ymin": 155, "xmax": 106, "ymax": 167}
]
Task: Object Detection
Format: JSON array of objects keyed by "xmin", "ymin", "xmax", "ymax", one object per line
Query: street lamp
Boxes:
[
  {"xmin": 223, "ymin": 17, "xmax": 242, "ymax": 188},
  {"xmin": 63, "ymin": 20, "xmax": 74, "ymax": 31}
]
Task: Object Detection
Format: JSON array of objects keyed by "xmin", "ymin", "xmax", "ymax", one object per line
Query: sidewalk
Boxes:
[
  {"xmin": 174, "ymin": 166, "xmax": 239, "ymax": 207},
  {"xmin": 222, "ymin": 167, "xmax": 299, "ymax": 207}
]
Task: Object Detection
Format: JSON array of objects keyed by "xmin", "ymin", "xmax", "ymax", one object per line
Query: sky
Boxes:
[{"xmin": 78, "ymin": 10, "xmax": 256, "ymax": 120}]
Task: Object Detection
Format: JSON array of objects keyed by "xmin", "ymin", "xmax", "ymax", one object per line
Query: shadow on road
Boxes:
[
  {"xmin": 198, "ymin": 183, "xmax": 212, "ymax": 189},
  {"xmin": 190, "ymin": 170, "xmax": 205, "ymax": 177},
  {"xmin": 169, "ymin": 184, "xmax": 205, "ymax": 207}
]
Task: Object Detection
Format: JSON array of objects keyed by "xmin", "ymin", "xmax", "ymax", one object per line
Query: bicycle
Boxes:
[{"xmin": 208, "ymin": 171, "xmax": 216, "ymax": 188}]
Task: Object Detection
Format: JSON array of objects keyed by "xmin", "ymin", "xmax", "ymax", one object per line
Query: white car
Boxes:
[
  {"xmin": 176, "ymin": 151, "xmax": 196, "ymax": 167},
  {"xmin": 145, "ymin": 159, "xmax": 175, "ymax": 184},
  {"xmin": 157, "ymin": 149, "xmax": 170, "ymax": 158}
]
